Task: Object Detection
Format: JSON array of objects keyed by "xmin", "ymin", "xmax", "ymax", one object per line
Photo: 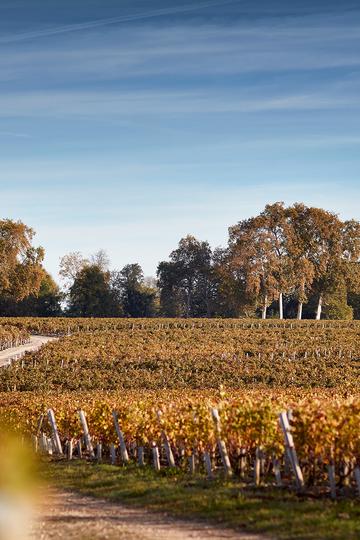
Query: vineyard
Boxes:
[
  {"xmin": 1, "ymin": 389, "xmax": 360, "ymax": 498},
  {"xmin": 3, "ymin": 316, "xmax": 360, "ymax": 335},
  {"xmin": 0, "ymin": 320, "xmax": 360, "ymax": 391},
  {"xmin": 0, "ymin": 317, "xmax": 360, "ymax": 502},
  {"xmin": 0, "ymin": 324, "xmax": 30, "ymax": 351}
]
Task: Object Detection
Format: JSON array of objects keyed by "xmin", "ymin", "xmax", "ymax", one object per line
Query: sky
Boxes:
[{"xmin": 1, "ymin": 0, "xmax": 360, "ymax": 281}]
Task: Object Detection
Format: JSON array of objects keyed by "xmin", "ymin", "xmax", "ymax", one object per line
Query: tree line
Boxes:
[{"xmin": 1, "ymin": 202, "xmax": 360, "ymax": 319}]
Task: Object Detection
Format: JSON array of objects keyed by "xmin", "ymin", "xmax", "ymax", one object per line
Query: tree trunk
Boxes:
[
  {"xmin": 316, "ymin": 295, "xmax": 323, "ymax": 320},
  {"xmin": 262, "ymin": 296, "xmax": 268, "ymax": 320},
  {"xmin": 279, "ymin": 292, "xmax": 284, "ymax": 320},
  {"xmin": 297, "ymin": 302, "xmax": 303, "ymax": 320}
]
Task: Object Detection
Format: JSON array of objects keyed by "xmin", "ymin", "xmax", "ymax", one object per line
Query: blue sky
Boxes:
[{"xmin": 1, "ymin": 0, "xmax": 360, "ymax": 281}]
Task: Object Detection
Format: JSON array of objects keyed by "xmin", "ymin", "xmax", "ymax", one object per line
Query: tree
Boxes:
[
  {"xmin": 211, "ymin": 247, "xmax": 256, "ymax": 317},
  {"xmin": 228, "ymin": 217, "xmax": 280, "ymax": 319},
  {"xmin": 59, "ymin": 249, "xmax": 111, "ymax": 300},
  {"xmin": 59, "ymin": 251, "xmax": 89, "ymax": 290},
  {"xmin": 112, "ymin": 264, "xmax": 157, "ymax": 317},
  {"xmin": 286, "ymin": 204, "xmax": 317, "ymax": 319},
  {"xmin": 68, "ymin": 265, "xmax": 120, "ymax": 317},
  {"xmin": 258, "ymin": 203, "xmax": 294, "ymax": 318},
  {"xmin": 300, "ymin": 210, "xmax": 360, "ymax": 320},
  {"xmin": 157, "ymin": 236, "xmax": 213, "ymax": 317},
  {"xmin": 0, "ymin": 219, "xmax": 44, "ymax": 304},
  {"xmin": 0, "ymin": 272, "xmax": 63, "ymax": 317},
  {"xmin": 323, "ymin": 278, "xmax": 353, "ymax": 320},
  {"xmin": 157, "ymin": 261, "xmax": 183, "ymax": 317},
  {"xmin": 90, "ymin": 249, "xmax": 110, "ymax": 272},
  {"xmin": 26, "ymin": 272, "xmax": 63, "ymax": 316},
  {"xmin": 228, "ymin": 204, "xmax": 360, "ymax": 320}
]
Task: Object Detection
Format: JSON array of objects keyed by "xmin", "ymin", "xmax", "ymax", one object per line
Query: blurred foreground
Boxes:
[{"xmin": 0, "ymin": 430, "xmax": 39, "ymax": 540}]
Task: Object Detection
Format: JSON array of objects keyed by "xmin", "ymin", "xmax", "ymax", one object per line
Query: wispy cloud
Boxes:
[
  {"xmin": 0, "ymin": 87, "xmax": 358, "ymax": 118},
  {"xmin": 2, "ymin": 22, "xmax": 360, "ymax": 81},
  {"xmin": 0, "ymin": 130, "xmax": 30, "ymax": 138},
  {"xmin": 0, "ymin": 0, "xmax": 237, "ymax": 44}
]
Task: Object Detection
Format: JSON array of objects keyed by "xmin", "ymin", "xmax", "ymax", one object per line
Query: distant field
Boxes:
[
  {"xmin": 0, "ymin": 318, "xmax": 359, "ymax": 391},
  {"xmin": 2, "ymin": 315, "xmax": 360, "ymax": 335}
]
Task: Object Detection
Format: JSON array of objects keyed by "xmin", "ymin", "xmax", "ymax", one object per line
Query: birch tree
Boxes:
[
  {"xmin": 228, "ymin": 203, "xmax": 293, "ymax": 319},
  {"xmin": 259, "ymin": 203, "xmax": 294, "ymax": 319},
  {"xmin": 228, "ymin": 217, "xmax": 279, "ymax": 319},
  {"xmin": 286, "ymin": 204, "xmax": 316, "ymax": 319}
]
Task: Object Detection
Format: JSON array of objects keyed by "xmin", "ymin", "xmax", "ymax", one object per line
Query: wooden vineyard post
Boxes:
[
  {"xmin": 343, "ymin": 460, "xmax": 350, "ymax": 487},
  {"xmin": 47, "ymin": 409, "xmax": 63, "ymax": 455},
  {"xmin": 328, "ymin": 461, "xmax": 336, "ymax": 500},
  {"xmin": 152, "ymin": 444, "xmax": 161, "ymax": 471},
  {"xmin": 78, "ymin": 410, "xmax": 95, "ymax": 458},
  {"xmin": 279, "ymin": 411, "xmax": 304, "ymax": 490},
  {"xmin": 47, "ymin": 437, "xmax": 53, "ymax": 455},
  {"xmin": 110, "ymin": 444, "xmax": 116, "ymax": 465},
  {"xmin": 39, "ymin": 433, "xmax": 47, "ymax": 454},
  {"xmin": 203, "ymin": 452, "xmax": 213, "ymax": 479},
  {"xmin": 36, "ymin": 414, "xmax": 45, "ymax": 438},
  {"xmin": 272, "ymin": 457, "xmax": 282, "ymax": 487},
  {"xmin": 254, "ymin": 447, "xmax": 261, "ymax": 486},
  {"xmin": 138, "ymin": 446, "xmax": 145, "ymax": 467},
  {"xmin": 157, "ymin": 411, "xmax": 176, "ymax": 468},
  {"xmin": 77, "ymin": 439, "xmax": 82, "ymax": 459},
  {"xmin": 239, "ymin": 449, "xmax": 247, "ymax": 479},
  {"xmin": 211, "ymin": 408, "xmax": 232, "ymax": 477},
  {"xmin": 354, "ymin": 467, "xmax": 360, "ymax": 496},
  {"xmin": 67, "ymin": 439, "xmax": 73, "ymax": 460},
  {"xmin": 112, "ymin": 411, "xmax": 129, "ymax": 464},
  {"xmin": 96, "ymin": 443, "xmax": 102, "ymax": 462},
  {"xmin": 32, "ymin": 435, "xmax": 38, "ymax": 453},
  {"xmin": 188, "ymin": 453, "xmax": 196, "ymax": 475}
]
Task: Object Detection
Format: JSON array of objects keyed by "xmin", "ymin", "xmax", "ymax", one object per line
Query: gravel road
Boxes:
[{"xmin": 31, "ymin": 490, "xmax": 268, "ymax": 540}]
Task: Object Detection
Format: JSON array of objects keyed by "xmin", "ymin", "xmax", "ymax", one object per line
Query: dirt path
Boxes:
[
  {"xmin": 0, "ymin": 335, "xmax": 56, "ymax": 367},
  {"xmin": 31, "ymin": 490, "xmax": 268, "ymax": 540}
]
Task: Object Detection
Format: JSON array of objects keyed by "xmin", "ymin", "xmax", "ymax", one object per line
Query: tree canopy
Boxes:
[
  {"xmin": 1, "ymin": 206, "xmax": 360, "ymax": 319},
  {"xmin": 0, "ymin": 219, "xmax": 44, "ymax": 301}
]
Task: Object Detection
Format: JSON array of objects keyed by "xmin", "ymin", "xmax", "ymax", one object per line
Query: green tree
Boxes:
[
  {"xmin": 323, "ymin": 278, "xmax": 353, "ymax": 320},
  {"xmin": 157, "ymin": 236, "xmax": 213, "ymax": 317},
  {"xmin": 23, "ymin": 272, "xmax": 63, "ymax": 316},
  {"xmin": 17, "ymin": 272, "xmax": 63, "ymax": 316},
  {"xmin": 68, "ymin": 265, "xmax": 120, "ymax": 317},
  {"xmin": 211, "ymin": 247, "xmax": 256, "ymax": 317},
  {"xmin": 156, "ymin": 261, "xmax": 182, "ymax": 317},
  {"xmin": 112, "ymin": 264, "xmax": 157, "ymax": 317}
]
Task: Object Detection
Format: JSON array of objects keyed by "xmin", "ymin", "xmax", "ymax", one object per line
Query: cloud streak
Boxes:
[
  {"xmin": 1, "ymin": 18, "xmax": 360, "ymax": 87},
  {"xmin": 0, "ymin": 87, "xmax": 358, "ymax": 118},
  {"xmin": 0, "ymin": 0, "xmax": 238, "ymax": 44},
  {"xmin": 0, "ymin": 130, "xmax": 30, "ymax": 138}
]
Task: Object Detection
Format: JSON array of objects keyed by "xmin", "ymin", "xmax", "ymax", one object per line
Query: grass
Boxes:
[{"xmin": 43, "ymin": 459, "xmax": 360, "ymax": 540}]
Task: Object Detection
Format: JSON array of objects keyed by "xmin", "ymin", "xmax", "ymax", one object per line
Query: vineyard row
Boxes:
[
  {"xmin": 3, "ymin": 317, "xmax": 360, "ymax": 337},
  {"xmin": 4, "ymin": 392, "xmax": 359, "ymax": 499}
]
